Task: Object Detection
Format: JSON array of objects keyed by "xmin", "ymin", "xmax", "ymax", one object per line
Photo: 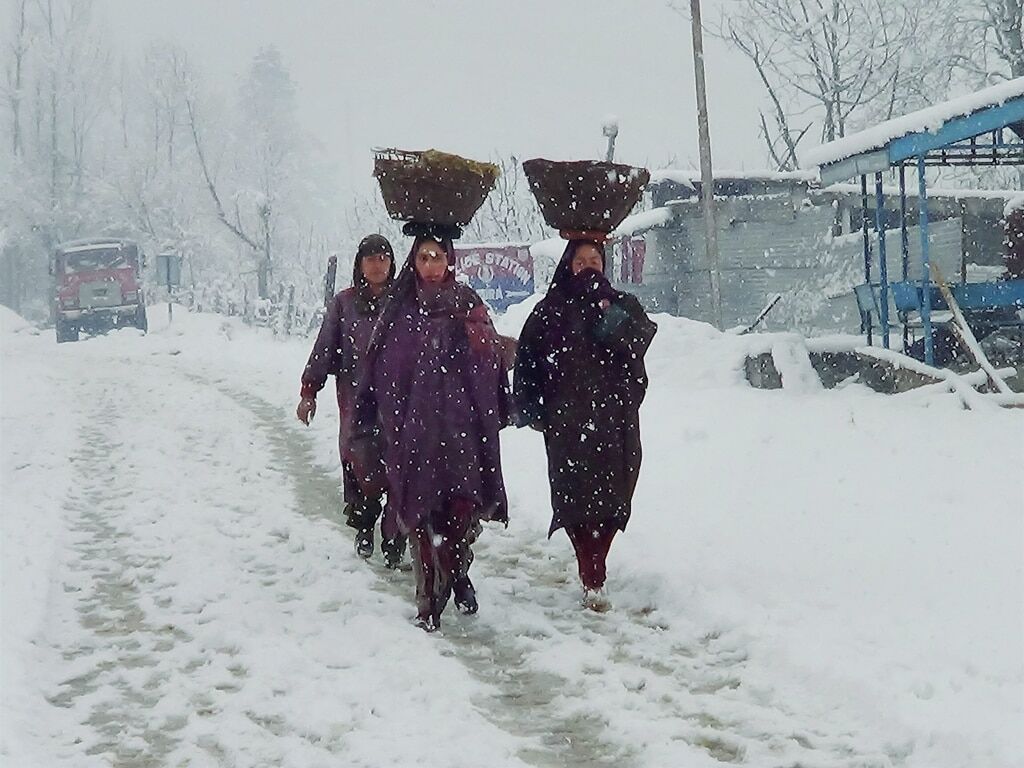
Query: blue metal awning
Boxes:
[
  {"xmin": 887, "ymin": 98, "xmax": 1024, "ymax": 164},
  {"xmin": 811, "ymin": 80, "xmax": 1024, "ymax": 185},
  {"xmin": 807, "ymin": 80, "xmax": 1024, "ymax": 366}
]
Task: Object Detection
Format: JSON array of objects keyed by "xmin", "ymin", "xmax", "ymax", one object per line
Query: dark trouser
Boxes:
[
  {"xmin": 343, "ymin": 463, "xmax": 406, "ymax": 563},
  {"xmin": 342, "ymin": 461, "xmax": 382, "ymax": 530},
  {"xmin": 409, "ymin": 497, "xmax": 477, "ymax": 629},
  {"xmin": 565, "ymin": 523, "xmax": 618, "ymax": 590}
]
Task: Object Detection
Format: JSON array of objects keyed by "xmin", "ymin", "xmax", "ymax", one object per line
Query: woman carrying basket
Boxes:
[
  {"xmin": 352, "ymin": 151, "xmax": 512, "ymax": 632},
  {"xmin": 352, "ymin": 227, "xmax": 513, "ymax": 631},
  {"xmin": 514, "ymin": 160, "xmax": 657, "ymax": 612}
]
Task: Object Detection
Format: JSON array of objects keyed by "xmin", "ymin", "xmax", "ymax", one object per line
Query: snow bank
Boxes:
[
  {"xmin": 0, "ymin": 305, "xmax": 36, "ymax": 336},
  {"xmin": 1, "ymin": 310, "xmax": 82, "ymax": 764}
]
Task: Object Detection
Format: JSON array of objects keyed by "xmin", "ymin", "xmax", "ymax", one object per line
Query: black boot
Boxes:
[
  {"xmin": 381, "ymin": 535, "xmax": 407, "ymax": 570},
  {"xmin": 354, "ymin": 527, "xmax": 374, "ymax": 559},
  {"xmin": 453, "ymin": 575, "xmax": 478, "ymax": 615}
]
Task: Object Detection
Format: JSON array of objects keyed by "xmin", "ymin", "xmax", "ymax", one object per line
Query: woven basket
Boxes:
[
  {"xmin": 373, "ymin": 149, "xmax": 499, "ymax": 227},
  {"xmin": 522, "ymin": 159, "xmax": 650, "ymax": 232}
]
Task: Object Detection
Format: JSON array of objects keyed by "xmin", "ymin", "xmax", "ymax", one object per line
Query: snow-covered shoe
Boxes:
[
  {"xmin": 453, "ymin": 576, "xmax": 478, "ymax": 615},
  {"xmin": 381, "ymin": 536, "xmax": 407, "ymax": 570},
  {"xmin": 582, "ymin": 587, "xmax": 611, "ymax": 613},
  {"xmin": 354, "ymin": 528, "xmax": 374, "ymax": 559},
  {"xmin": 414, "ymin": 613, "xmax": 440, "ymax": 633}
]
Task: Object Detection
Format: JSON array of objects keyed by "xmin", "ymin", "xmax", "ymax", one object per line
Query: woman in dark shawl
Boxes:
[
  {"xmin": 352, "ymin": 224, "xmax": 513, "ymax": 632},
  {"xmin": 513, "ymin": 235, "xmax": 657, "ymax": 612},
  {"xmin": 297, "ymin": 234, "xmax": 406, "ymax": 567}
]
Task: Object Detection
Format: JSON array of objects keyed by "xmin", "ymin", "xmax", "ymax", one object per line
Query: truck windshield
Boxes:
[{"xmin": 62, "ymin": 248, "xmax": 131, "ymax": 273}]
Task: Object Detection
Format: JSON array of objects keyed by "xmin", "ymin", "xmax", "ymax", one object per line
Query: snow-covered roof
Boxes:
[
  {"xmin": 58, "ymin": 240, "xmax": 133, "ymax": 253},
  {"xmin": 612, "ymin": 206, "xmax": 673, "ymax": 236},
  {"xmin": 528, "ymin": 206, "xmax": 674, "ymax": 258},
  {"xmin": 651, "ymin": 168, "xmax": 816, "ymax": 187},
  {"xmin": 455, "ymin": 242, "xmax": 532, "ymax": 250},
  {"xmin": 804, "ymin": 78, "xmax": 1024, "ymax": 169},
  {"xmin": 57, "ymin": 237, "xmax": 135, "ymax": 253},
  {"xmin": 649, "ymin": 170, "xmax": 697, "ymax": 190}
]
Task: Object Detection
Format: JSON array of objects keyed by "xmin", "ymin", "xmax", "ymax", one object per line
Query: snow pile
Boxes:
[
  {"xmin": 2, "ymin": 305, "xmax": 1022, "ymax": 767},
  {"xmin": 0, "ymin": 305, "xmax": 36, "ymax": 336},
  {"xmin": 1004, "ymin": 193, "xmax": 1024, "ymax": 218},
  {"xmin": 805, "ymin": 78, "xmax": 1024, "ymax": 167}
]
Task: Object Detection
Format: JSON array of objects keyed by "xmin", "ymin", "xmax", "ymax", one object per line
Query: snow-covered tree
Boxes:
[{"xmin": 712, "ymin": 0, "xmax": 969, "ymax": 169}]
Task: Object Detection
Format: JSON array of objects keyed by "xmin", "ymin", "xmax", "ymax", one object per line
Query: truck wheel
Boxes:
[
  {"xmin": 56, "ymin": 321, "xmax": 79, "ymax": 343},
  {"xmin": 135, "ymin": 306, "xmax": 148, "ymax": 334}
]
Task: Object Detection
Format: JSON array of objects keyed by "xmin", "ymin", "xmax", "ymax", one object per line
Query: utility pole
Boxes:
[{"xmin": 690, "ymin": 0, "xmax": 723, "ymax": 329}]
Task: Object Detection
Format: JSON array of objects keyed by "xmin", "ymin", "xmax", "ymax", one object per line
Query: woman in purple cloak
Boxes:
[{"xmin": 352, "ymin": 223, "xmax": 513, "ymax": 632}]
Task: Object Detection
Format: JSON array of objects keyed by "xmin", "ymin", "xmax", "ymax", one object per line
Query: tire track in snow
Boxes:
[{"xmin": 45, "ymin": 389, "xmax": 202, "ymax": 766}]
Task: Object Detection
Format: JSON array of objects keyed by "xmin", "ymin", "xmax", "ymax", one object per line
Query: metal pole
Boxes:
[
  {"xmin": 899, "ymin": 165, "xmax": 909, "ymax": 350},
  {"xmin": 860, "ymin": 174, "xmax": 872, "ymax": 346},
  {"xmin": 898, "ymin": 166, "xmax": 909, "ymax": 281},
  {"xmin": 873, "ymin": 172, "xmax": 890, "ymax": 349},
  {"xmin": 165, "ymin": 258, "xmax": 173, "ymax": 325},
  {"xmin": 917, "ymin": 155, "xmax": 934, "ymax": 365},
  {"xmin": 690, "ymin": 0, "xmax": 723, "ymax": 330}
]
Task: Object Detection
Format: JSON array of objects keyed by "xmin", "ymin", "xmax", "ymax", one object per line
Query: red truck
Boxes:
[{"xmin": 51, "ymin": 238, "xmax": 148, "ymax": 343}]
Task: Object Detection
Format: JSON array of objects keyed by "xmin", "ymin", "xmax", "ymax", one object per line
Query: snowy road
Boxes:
[{"xmin": 3, "ymin": 306, "xmax": 1021, "ymax": 767}]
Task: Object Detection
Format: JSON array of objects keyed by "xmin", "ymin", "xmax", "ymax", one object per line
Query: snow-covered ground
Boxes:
[{"xmin": 2, "ymin": 302, "xmax": 1021, "ymax": 767}]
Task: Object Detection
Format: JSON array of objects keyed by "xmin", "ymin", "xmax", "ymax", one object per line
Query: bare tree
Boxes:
[
  {"xmin": 184, "ymin": 84, "xmax": 263, "ymax": 271},
  {"xmin": 711, "ymin": 0, "xmax": 962, "ymax": 168},
  {"xmin": 5, "ymin": 0, "xmax": 31, "ymax": 157},
  {"xmin": 465, "ymin": 153, "xmax": 548, "ymax": 243},
  {"xmin": 1, "ymin": 4, "xmax": 347, "ymax": 315},
  {"xmin": 985, "ymin": 0, "xmax": 1024, "ymax": 77}
]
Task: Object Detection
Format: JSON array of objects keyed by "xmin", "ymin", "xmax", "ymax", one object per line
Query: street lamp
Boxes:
[{"xmin": 602, "ymin": 116, "xmax": 619, "ymax": 162}]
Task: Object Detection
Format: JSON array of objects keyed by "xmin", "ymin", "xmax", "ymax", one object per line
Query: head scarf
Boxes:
[{"xmin": 352, "ymin": 234, "xmax": 396, "ymax": 313}]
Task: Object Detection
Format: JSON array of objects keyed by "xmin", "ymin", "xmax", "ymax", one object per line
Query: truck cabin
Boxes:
[{"xmin": 53, "ymin": 240, "xmax": 141, "ymax": 277}]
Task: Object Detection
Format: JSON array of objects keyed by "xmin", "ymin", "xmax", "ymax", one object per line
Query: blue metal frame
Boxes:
[
  {"xmin": 822, "ymin": 90, "xmax": 1024, "ymax": 367},
  {"xmin": 888, "ymin": 100, "xmax": 1024, "ymax": 162},
  {"xmin": 860, "ymin": 175, "xmax": 873, "ymax": 345},
  {"xmin": 917, "ymin": 155, "xmax": 934, "ymax": 365},
  {"xmin": 873, "ymin": 172, "xmax": 891, "ymax": 348},
  {"xmin": 819, "ymin": 96, "xmax": 1024, "ymax": 185},
  {"xmin": 898, "ymin": 165, "xmax": 910, "ymax": 350},
  {"xmin": 890, "ymin": 279, "xmax": 1024, "ymax": 313}
]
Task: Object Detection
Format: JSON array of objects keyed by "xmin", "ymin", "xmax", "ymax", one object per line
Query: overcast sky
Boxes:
[{"xmin": 96, "ymin": 0, "xmax": 766, "ymax": 197}]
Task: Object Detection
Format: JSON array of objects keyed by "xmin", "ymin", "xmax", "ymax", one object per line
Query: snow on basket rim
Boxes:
[{"xmin": 803, "ymin": 78, "xmax": 1024, "ymax": 169}]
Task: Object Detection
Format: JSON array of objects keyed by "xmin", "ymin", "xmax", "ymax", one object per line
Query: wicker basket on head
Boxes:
[
  {"xmin": 522, "ymin": 159, "xmax": 650, "ymax": 232},
  {"xmin": 373, "ymin": 148, "xmax": 499, "ymax": 228}
]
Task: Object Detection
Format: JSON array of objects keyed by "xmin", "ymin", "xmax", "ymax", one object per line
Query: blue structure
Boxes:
[{"xmin": 810, "ymin": 80, "xmax": 1024, "ymax": 365}]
